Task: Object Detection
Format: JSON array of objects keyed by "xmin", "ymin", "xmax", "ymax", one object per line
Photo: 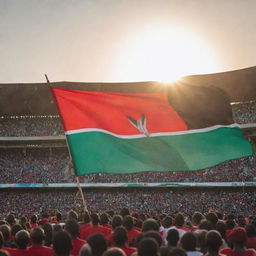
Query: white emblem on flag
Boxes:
[{"xmin": 127, "ymin": 114, "xmax": 150, "ymax": 137}]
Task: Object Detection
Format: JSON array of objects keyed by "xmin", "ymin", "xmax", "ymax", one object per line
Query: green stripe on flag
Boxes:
[{"xmin": 67, "ymin": 126, "xmax": 253, "ymax": 176}]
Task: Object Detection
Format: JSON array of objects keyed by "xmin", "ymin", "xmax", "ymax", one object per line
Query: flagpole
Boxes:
[{"xmin": 45, "ymin": 74, "xmax": 89, "ymax": 214}]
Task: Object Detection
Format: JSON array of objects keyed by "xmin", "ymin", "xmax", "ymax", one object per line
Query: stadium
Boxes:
[
  {"xmin": 0, "ymin": 67, "xmax": 256, "ymax": 220},
  {"xmin": 2, "ymin": 1, "xmax": 256, "ymax": 255}
]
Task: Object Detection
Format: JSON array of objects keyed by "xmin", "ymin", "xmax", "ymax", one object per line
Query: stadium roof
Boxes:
[{"xmin": 0, "ymin": 66, "xmax": 255, "ymax": 116}]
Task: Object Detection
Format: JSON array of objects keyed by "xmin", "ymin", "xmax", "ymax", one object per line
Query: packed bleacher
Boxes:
[
  {"xmin": 0, "ymin": 148, "xmax": 255, "ymax": 183},
  {"xmin": 0, "ymin": 203, "xmax": 256, "ymax": 256},
  {"xmin": 0, "ymin": 116, "xmax": 63, "ymax": 137},
  {"xmin": 0, "ymin": 189, "xmax": 256, "ymax": 217},
  {"xmin": 232, "ymin": 101, "xmax": 256, "ymax": 124},
  {"xmin": 0, "ymin": 149, "xmax": 70, "ymax": 183},
  {"xmin": 0, "ymin": 101, "xmax": 255, "ymax": 137}
]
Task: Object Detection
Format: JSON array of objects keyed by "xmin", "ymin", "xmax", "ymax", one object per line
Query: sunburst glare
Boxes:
[{"xmin": 111, "ymin": 25, "xmax": 220, "ymax": 82}]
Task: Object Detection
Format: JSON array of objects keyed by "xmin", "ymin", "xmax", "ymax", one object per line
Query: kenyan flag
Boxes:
[{"xmin": 51, "ymin": 82, "xmax": 253, "ymax": 176}]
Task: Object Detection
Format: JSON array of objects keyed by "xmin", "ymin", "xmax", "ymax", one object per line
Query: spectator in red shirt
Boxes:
[
  {"xmin": 225, "ymin": 219, "xmax": 237, "ymax": 239},
  {"xmin": 100, "ymin": 213, "xmax": 112, "ymax": 230},
  {"xmin": 10, "ymin": 224, "xmax": 23, "ymax": 247},
  {"xmin": 106, "ymin": 215, "xmax": 123, "ymax": 246},
  {"xmin": 174, "ymin": 213, "xmax": 190, "ymax": 233},
  {"xmin": 65, "ymin": 219, "xmax": 86, "ymax": 256},
  {"xmin": 191, "ymin": 212, "xmax": 205, "ymax": 232},
  {"xmin": 5, "ymin": 230, "xmax": 30, "ymax": 256},
  {"xmin": 81, "ymin": 214, "xmax": 111, "ymax": 240},
  {"xmin": 53, "ymin": 230, "xmax": 73, "ymax": 256},
  {"xmin": 0, "ymin": 225, "xmax": 12, "ymax": 248},
  {"xmin": 87, "ymin": 233, "xmax": 107, "ymax": 256},
  {"xmin": 122, "ymin": 216, "xmax": 140, "ymax": 246},
  {"xmin": 112, "ymin": 227, "xmax": 136, "ymax": 256},
  {"xmin": 111, "ymin": 216, "xmax": 123, "ymax": 231},
  {"xmin": 0, "ymin": 232, "xmax": 9, "ymax": 256},
  {"xmin": 1, "ymin": 228, "xmax": 16, "ymax": 256},
  {"xmin": 220, "ymin": 227, "xmax": 256, "ymax": 256},
  {"xmin": 27, "ymin": 227, "xmax": 54, "ymax": 256},
  {"xmin": 79, "ymin": 212, "xmax": 92, "ymax": 239}
]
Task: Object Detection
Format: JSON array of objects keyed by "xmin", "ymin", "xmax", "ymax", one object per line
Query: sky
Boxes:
[{"xmin": 0, "ymin": 0, "xmax": 256, "ymax": 83}]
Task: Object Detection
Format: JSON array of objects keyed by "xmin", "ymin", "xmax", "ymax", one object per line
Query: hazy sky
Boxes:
[{"xmin": 1, "ymin": 0, "xmax": 256, "ymax": 83}]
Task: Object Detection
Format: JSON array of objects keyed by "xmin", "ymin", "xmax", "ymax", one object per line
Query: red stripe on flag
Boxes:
[{"xmin": 52, "ymin": 88, "xmax": 188, "ymax": 135}]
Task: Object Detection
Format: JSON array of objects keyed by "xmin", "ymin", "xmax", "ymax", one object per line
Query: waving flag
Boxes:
[{"xmin": 51, "ymin": 81, "xmax": 253, "ymax": 176}]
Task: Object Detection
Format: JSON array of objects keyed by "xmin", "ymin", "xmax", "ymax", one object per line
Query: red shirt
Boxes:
[
  {"xmin": 247, "ymin": 237, "xmax": 256, "ymax": 250},
  {"xmin": 190, "ymin": 226, "xmax": 199, "ymax": 232},
  {"xmin": 3, "ymin": 247, "xmax": 16, "ymax": 255},
  {"xmin": 4, "ymin": 248, "xmax": 29, "ymax": 256},
  {"xmin": 127, "ymin": 228, "xmax": 140, "ymax": 244},
  {"xmin": 79, "ymin": 223, "xmax": 92, "ymax": 238},
  {"xmin": 30, "ymin": 223, "xmax": 38, "ymax": 229},
  {"xmin": 220, "ymin": 248, "xmax": 256, "ymax": 256},
  {"xmin": 134, "ymin": 227, "xmax": 141, "ymax": 232},
  {"xmin": 106, "ymin": 232, "xmax": 114, "ymax": 245},
  {"xmin": 81, "ymin": 225, "xmax": 111, "ymax": 240},
  {"xmin": 27, "ymin": 245, "xmax": 54, "ymax": 256},
  {"xmin": 175, "ymin": 226, "xmax": 191, "ymax": 232},
  {"xmin": 226, "ymin": 229, "xmax": 234, "ymax": 238},
  {"xmin": 71, "ymin": 237, "xmax": 86, "ymax": 256},
  {"xmin": 102, "ymin": 224, "xmax": 112, "ymax": 229}
]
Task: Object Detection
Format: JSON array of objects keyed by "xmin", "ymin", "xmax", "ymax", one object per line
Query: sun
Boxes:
[{"xmin": 111, "ymin": 25, "xmax": 220, "ymax": 82}]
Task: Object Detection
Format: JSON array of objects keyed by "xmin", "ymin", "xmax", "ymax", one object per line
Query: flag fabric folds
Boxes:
[{"xmin": 51, "ymin": 82, "xmax": 253, "ymax": 176}]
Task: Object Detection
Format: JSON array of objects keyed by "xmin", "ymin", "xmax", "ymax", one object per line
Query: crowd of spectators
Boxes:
[
  {"xmin": 1, "ymin": 194, "xmax": 256, "ymax": 256},
  {"xmin": 232, "ymin": 101, "xmax": 256, "ymax": 124},
  {"xmin": 0, "ymin": 116, "xmax": 63, "ymax": 136},
  {"xmin": 0, "ymin": 189, "xmax": 255, "ymax": 217},
  {"xmin": 0, "ymin": 148, "xmax": 255, "ymax": 183},
  {"xmin": 0, "ymin": 101, "xmax": 255, "ymax": 137},
  {"xmin": 0, "ymin": 149, "xmax": 70, "ymax": 183}
]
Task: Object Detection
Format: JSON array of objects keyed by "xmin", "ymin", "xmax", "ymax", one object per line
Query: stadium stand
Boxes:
[
  {"xmin": 0, "ymin": 81, "xmax": 255, "ymax": 226},
  {"xmin": 0, "ymin": 148, "xmax": 255, "ymax": 183},
  {"xmin": 0, "ymin": 188, "xmax": 256, "ymax": 217},
  {"xmin": 0, "ymin": 101, "xmax": 255, "ymax": 184}
]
